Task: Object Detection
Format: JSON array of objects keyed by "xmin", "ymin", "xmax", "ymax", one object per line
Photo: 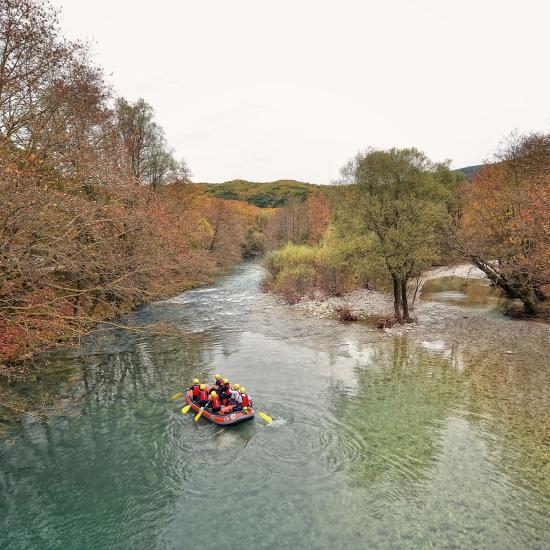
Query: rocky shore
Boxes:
[{"xmin": 290, "ymin": 264, "xmax": 489, "ymax": 331}]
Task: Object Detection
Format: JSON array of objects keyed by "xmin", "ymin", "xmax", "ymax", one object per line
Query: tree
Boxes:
[
  {"xmin": 115, "ymin": 97, "xmax": 155, "ymax": 181},
  {"xmin": 0, "ymin": 0, "xmax": 67, "ymax": 145},
  {"xmin": 337, "ymin": 148, "xmax": 454, "ymax": 322},
  {"xmin": 115, "ymin": 97, "xmax": 190, "ymax": 187},
  {"xmin": 305, "ymin": 192, "xmax": 331, "ymax": 244},
  {"xmin": 458, "ymin": 132, "xmax": 550, "ymax": 316},
  {"xmin": 266, "ymin": 197, "xmax": 309, "ymax": 247}
]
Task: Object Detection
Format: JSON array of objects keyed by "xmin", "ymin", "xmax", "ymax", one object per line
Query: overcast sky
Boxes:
[{"xmin": 52, "ymin": 0, "xmax": 550, "ymax": 183}]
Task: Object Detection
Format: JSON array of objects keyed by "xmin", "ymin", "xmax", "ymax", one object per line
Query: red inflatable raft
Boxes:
[{"xmin": 185, "ymin": 390, "xmax": 255, "ymax": 426}]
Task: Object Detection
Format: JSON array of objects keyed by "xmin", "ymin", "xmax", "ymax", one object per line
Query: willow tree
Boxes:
[{"xmin": 338, "ymin": 148, "xmax": 456, "ymax": 322}]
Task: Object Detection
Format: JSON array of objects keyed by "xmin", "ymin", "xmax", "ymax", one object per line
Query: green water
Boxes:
[
  {"xmin": 420, "ymin": 276, "xmax": 512, "ymax": 314},
  {"xmin": 1, "ymin": 262, "xmax": 549, "ymax": 549}
]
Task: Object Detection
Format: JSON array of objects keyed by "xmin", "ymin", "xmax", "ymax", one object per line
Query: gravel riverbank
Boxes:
[{"xmin": 290, "ymin": 264, "xmax": 489, "ymax": 332}]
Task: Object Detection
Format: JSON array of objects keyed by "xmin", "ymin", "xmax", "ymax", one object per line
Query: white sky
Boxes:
[{"xmin": 52, "ymin": 0, "xmax": 550, "ymax": 183}]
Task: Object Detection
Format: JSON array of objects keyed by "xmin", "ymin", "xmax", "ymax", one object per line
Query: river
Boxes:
[{"xmin": 1, "ymin": 260, "xmax": 549, "ymax": 549}]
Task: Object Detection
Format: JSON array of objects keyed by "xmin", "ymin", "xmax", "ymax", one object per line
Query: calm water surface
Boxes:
[{"xmin": 1, "ymin": 261, "xmax": 549, "ymax": 549}]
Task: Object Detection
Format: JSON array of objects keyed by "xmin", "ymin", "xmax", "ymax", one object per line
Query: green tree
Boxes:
[{"xmin": 337, "ymin": 147, "xmax": 455, "ymax": 322}]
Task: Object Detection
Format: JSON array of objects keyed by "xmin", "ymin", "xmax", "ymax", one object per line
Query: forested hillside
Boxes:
[
  {"xmin": 455, "ymin": 165, "xmax": 483, "ymax": 180},
  {"xmin": 201, "ymin": 179, "xmax": 324, "ymax": 207}
]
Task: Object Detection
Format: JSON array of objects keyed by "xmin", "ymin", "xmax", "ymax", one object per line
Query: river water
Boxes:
[{"xmin": 1, "ymin": 261, "xmax": 549, "ymax": 549}]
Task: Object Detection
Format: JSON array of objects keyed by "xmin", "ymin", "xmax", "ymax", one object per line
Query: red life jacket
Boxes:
[
  {"xmin": 192, "ymin": 385, "xmax": 200, "ymax": 398},
  {"xmin": 198, "ymin": 389, "xmax": 208, "ymax": 401},
  {"xmin": 211, "ymin": 395, "xmax": 220, "ymax": 410},
  {"xmin": 241, "ymin": 394, "xmax": 250, "ymax": 407}
]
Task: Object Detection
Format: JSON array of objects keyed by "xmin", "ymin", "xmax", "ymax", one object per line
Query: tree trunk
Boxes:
[
  {"xmin": 401, "ymin": 278, "xmax": 410, "ymax": 321},
  {"xmin": 472, "ymin": 257, "xmax": 540, "ymax": 315},
  {"xmin": 391, "ymin": 274, "xmax": 402, "ymax": 321}
]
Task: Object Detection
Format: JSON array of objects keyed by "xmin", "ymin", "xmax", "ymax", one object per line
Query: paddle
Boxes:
[
  {"xmin": 194, "ymin": 400, "xmax": 211, "ymax": 423},
  {"xmin": 181, "ymin": 403, "xmax": 192, "ymax": 415},
  {"xmin": 256, "ymin": 410, "xmax": 272, "ymax": 424},
  {"xmin": 170, "ymin": 391, "xmax": 183, "ymax": 400}
]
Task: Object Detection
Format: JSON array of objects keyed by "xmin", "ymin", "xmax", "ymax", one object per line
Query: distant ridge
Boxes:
[
  {"xmin": 455, "ymin": 165, "xmax": 483, "ymax": 180},
  {"xmin": 199, "ymin": 179, "xmax": 324, "ymax": 208},
  {"xmin": 199, "ymin": 166, "xmax": 483, "ymax": 207}
]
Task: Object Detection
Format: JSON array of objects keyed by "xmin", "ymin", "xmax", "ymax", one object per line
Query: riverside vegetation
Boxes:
[
  {"xmin": 0, "ymin": 0, "xmax": 279, "ymax": 369},
  {"xmin": 263, "ymin": 138, "xmax": 550, "ymax": 323}
]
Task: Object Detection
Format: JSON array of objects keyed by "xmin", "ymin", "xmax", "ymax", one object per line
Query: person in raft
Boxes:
[
  {"xmin": 240, "ymin": 387, "xmax": 252, "ymax": 410},
  {"xmin": 209, "ymin": 390, "xmax": 221, "ymax": 413},
  {"xmin": 229, "ymin": 383, "xmax": 241, "ymax": 404},
  {"xmin": 232, "ymin": 387, "xmax": 251, "ymax": 412},
  {"xmin": 189, "ymin": 378, "xmax": 200, "ymax": 400},
  {"xmin": 197, "ymin": 384, "xmax": 209, "ymax": 406},
  {"xmin": 220, "ymin": 379, "xmax": 232, "ymax": 405},
  {"xmin": 213, "ymin": 373, "xmax": 223, "ymax": 391}
]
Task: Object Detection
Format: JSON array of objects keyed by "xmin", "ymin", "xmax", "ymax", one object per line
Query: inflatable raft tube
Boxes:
[{"xmin": 185, "ymin": 390, "xmax": 255, "ymax": 426}]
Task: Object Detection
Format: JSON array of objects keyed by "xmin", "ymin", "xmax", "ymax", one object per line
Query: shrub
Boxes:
[
  {"xmin": 336, "ymin": 306, "xmax": 358, "ymax": 322},
  {"xmin": 263, "ymin": 241, "xmax": 358, "ymax": 301}
]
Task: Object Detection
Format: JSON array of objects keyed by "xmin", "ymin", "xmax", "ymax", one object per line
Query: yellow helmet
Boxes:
[
  {"xmin": 199, "ymin": 384, "xmax": 205, "ymax": 390},
  {"xmin": 215, "ymin": 373, "xmax": 221, "ymax": 380},
  {"xmin": 210, "ymin": 391, "xmax": 217, "ymax": 397},
  {"xmin": 193, "ymin": 378, "xmax": 199, "ymax": 384},
  {"xmin": 234, "ymin": 383, "xmax": 240, "ymax": 391},
  {"xmin": 240, "ymin": 387, "xmax": 246, "ymax": 394},
  {"xmin": 223, "ymin": 378, "xmax": 229, "ymax": 384}
]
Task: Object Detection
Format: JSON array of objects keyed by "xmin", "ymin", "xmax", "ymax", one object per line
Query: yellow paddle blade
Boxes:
[
  {"xmin": 170, "ymin": 392, "xmax": 182, "ymax": 400},
  {"xmin": 194, "ymin": 408, "xmax": 205, "ymax": 422},
  {"xmin": 181, "ymin": 404, "xmax": 191, "ymax": 415},
  {"xmin": 257, "ymin": 410, "xmax": 272, "ymax": 424}
]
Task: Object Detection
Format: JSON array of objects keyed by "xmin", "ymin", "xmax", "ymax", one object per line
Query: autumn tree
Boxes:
[
  {"xmin": 0, "ymin": 0, "xmax": 71, "ymax": 145},
  {"xmin": 266, "ymin": 192, "xmax": 331, "ymax": 249},
  {"xmin": 458, "ymin": 132, "xmax": 550, "ymax": 316},
  {"xmin": 0, "ymin": 0, "xmax": 247, "ymax": 369},
  {"xmin": 305, "ymin": 192, "xmax": 331, "ymax": 244}
]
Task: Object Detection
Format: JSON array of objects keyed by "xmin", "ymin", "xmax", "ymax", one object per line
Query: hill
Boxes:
[
  {"xmin": 199, "ymin": 179, "xmax": 325, "ymax": 208},
  {"xmin": 455, "ymin": 165, "xmax": 483, "ymax": 180}
]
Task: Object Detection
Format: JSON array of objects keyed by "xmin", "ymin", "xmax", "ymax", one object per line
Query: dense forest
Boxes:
[{"xmin": 1, "ymin": 0, "xmax": 549, "ymax": 376}]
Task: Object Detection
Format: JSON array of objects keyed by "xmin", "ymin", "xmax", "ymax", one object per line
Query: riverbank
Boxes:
[
  {"xmin": 285, "ymin": 263, "xmax": 550, "ymax": 337},
  {"xmin": 291, "ymin": 264, "xmax": 485, "ymax": 321}
]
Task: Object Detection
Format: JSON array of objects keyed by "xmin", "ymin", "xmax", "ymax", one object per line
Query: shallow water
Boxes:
[
  {"xmin": 420, "ymin": 276, "xmax": 512, "ymax": 316},
  {"xmin": 1, "ymin": 261, "xmax": 549, "ymax": 549}
]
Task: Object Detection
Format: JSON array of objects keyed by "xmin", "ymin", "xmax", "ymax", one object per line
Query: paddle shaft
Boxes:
[{"xmin": 194, "ymin": 399, "xmax": 211, "ymax": 422}]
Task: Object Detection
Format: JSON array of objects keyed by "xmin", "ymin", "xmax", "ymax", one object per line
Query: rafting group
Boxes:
[
  {"xmin": 190, "ymin": 374, "xmax": 252, "ymax": 414},
  {"xmin": 174, "ymin": 373, "xmax": 272, "ymax": 425}
]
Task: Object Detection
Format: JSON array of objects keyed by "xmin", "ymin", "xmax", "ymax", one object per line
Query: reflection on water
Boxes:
[
  {"xmin": 420, "ymin": 276, "xmax": 513, "ymax": 315},
  {"xmin": 0, "ymin": 261, "xmax": 549, "ymax": 549}
]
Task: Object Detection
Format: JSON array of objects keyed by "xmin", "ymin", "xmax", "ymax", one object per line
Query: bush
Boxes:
[
  {"xmin": 336, "ymin": 306, "xmax": 358, "ymax": 322},
  {"xmin": 263, "ymin": 241, "xmax": 357, "ymax": 302}
]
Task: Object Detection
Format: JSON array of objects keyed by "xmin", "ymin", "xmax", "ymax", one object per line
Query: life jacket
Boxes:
[
  {"xmin": 211, "ymin": 395, "xmax": 220, "ymax": 410},
  {"xmin": 192, "ymin": 385, "xmax": 200, "ymax": 398},
  {"xmin": 198, "ymin": 389, "xmax": 208, "ymax": 401},
  {"xmin": 241, "ymin": 394, "xmax": 250, "ymax": 407}
]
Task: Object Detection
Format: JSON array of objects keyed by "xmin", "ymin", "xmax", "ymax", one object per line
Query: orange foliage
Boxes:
[{"xmin": 460, "ymin": 133, "xmax": 550, "ymax": 315}]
